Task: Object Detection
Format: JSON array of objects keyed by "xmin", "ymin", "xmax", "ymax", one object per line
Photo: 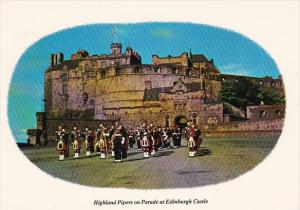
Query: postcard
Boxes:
[{"xmin": 0, "ymin": 1, "xmax": 299, "ymax": 210}]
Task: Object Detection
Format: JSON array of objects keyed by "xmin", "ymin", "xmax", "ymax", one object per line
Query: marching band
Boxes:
[{"xmin": 55, "ymin": 121, "xmax": 203, "ymax": 161}]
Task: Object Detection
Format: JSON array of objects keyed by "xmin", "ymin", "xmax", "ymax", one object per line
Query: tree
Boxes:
[
  {"xmin": 220, "ymin": 77, "xmax": 285, "ymax": 110},
  {"xmin": 219, "ymin": 78, "xmax": 260, "ymax": 110},
  {"xmin": 257, "ymin": 88, "xmax": 285, "ymax": 105}
]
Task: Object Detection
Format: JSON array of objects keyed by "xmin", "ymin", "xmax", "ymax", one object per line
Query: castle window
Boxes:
[
  {"xmin": 276, "ymin": 110, "xmax": 281, "ymax": 117},
  {"xmin": 165, "ymin": 115, "xmax": 170, "ymax": 127},
  {"xmin": 135, "ymin": 66, "xmax": 140, "ymax": 73},
  {"xmin": 101, "ymin": 61, "xmax": 107, "ymax": 68},
  {"xmin": 82, "ymin": 92, "xmax": 88, "ymax": 104},
  {"xmin": 82, "ymin": 83, "xmax": 86, "ymax": 92},
  {"xmin": 115, "ymin": 67, "xmax": 121, "ymax": 75},
  {"xmin": 186, "ymin": 68, "xmax": 191, "ymax": 76},
  {"xmin": 260, "ymin": 110, "xmax": 266, "ymax": 118},
  {"xmin": 145, "ymin": 81, "xmax": 152, "ymax": 89},
  {"xmin": 271, "ymin": 82, "xmax": 275, "ymax": 87},
  {"xmin": 62, "ymin": 84, "xmax": 68, "ymax": 93},
  {"xmin": 90, "ymin": 99, "xmax": 95, "ymax": 106},
  {"xmin": 154, "ymin": 67, "xmax": 161, "ymax": 73},
  {"xmin": 101, "ymin": 70, "xmax": 106, "ymax": 78},
  {"xmin": 62, "ymin": 73, "xmax": 68, "ymax": 81},
  {"xmin": 172, "ymin": 68, "xmax": 178, "ymax": 74}
]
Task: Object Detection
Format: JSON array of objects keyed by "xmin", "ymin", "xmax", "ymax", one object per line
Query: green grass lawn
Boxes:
[{"xmin": 21, "ymin": 136, "xmax": 279, "ymax": 189}]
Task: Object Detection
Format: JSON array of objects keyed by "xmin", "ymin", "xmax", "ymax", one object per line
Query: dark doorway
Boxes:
[{"xmin": 174, "ymin": 115, "xmax": 188, "ymax": 128}]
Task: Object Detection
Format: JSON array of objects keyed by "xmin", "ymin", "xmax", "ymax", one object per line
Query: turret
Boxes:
[
  {"xmin": 125, "ymin": 46, "xmax": 142, "ymax": 64},
  {"xmin": 111, "ymin": 43, "xmax": 122, "ymax": 56},
  {"xmin": 71, "ymin": 50, "xmax": 89, "ymax": 60}
]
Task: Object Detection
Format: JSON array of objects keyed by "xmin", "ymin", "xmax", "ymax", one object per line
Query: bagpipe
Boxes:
[
  {"xmin": 94, "ymin": 129, "xmax": 108, "ymax": 159},
  {"xmin": 187, "ymin": 135, "xmax": 196, "ymax": 157},
  {"xmin": 135, "ymin": 131, "xmax": 141, "ymax": 144},
  {"xmin": 56, "ymin": 135, "xmax": 65, "ymax": 160},
  {"xmin": 84, "ymin": 131, "xmax": 93, "ymax": 156},
  {"xmin": 72, "ymin": 139, "xmax": 80, "ymax": 150},
  {"xmin": 57, "ymin": 138, "xmax": 64, "ymax": 151},
  {"xmin": 150, "ymin": 134, "xmax": 157, "ymax": 156},
  {"xmin": 84, "ymin": 135, "xmax": 89, "ymax": 149},
  {"xmin": 95, "ymin": 137, "xmax": 107, "ymax": 159},
  {"xmin": 71, "ymin": 133, "xmax": 80, "ymax": 159}
]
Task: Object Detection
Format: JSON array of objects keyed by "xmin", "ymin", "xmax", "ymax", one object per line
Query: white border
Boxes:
[{"xmin": 1, "ymin": 1, "xmax": 299, "ymax": 210}]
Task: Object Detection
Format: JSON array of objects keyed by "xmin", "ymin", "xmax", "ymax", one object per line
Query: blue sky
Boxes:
[{"xmin": 8, "ymin": 22, "xmax": 281, "ymax": 143}]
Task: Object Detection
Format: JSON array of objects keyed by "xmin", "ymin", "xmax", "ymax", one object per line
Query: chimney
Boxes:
[
  {"xmin": 53, "ymin": 54, "xmax": 57, "ymax": 66},
  {"xmin": 50, "ymin": 54, "xmax": 55, "ymax": 67},
  {"xmin": 57, "ymin": 52, "xmax": 64, "ymax": 64}
]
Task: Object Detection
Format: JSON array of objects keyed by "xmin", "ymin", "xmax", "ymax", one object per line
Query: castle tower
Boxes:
[{"xmin": 111, "ymin": 43, "xmax": 122, "ymax": 56}]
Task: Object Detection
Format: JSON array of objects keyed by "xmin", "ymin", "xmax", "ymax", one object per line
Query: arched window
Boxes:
[
  {"xmin": 90, "ymin": 99, "xmax": 95, "ymax": 106},
  {"xmin": 101, "ymin": 70, "xmax": 106, "ymax": 78},
  {"xmin": 115, "ymin": 67, "xmax": 121, "ymax": 75},
  {"xmin": 276, "ymin": 110, "xmax": 281, "ymax": 117},
  {"xmin": 260, "ymin": 110, "xmax": 266, "ymax": 118},
  {"xmin": 271, "ymin": 82, "xmax": 275, "ymax": 87}
]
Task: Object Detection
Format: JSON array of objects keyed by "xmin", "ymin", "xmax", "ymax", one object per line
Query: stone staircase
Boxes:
[{"xmin": 223, "ymin": 102, "xmax": 246, "ymax": 119}]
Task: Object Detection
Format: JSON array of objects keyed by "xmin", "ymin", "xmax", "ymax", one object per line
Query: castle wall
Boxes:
[
  {"xmin": 246, "ymin": 105, "xmax": 285, "ymax": 119},
  {"xmin": 202, "ymin": 118, "xmax": 284, "ymax": 137},
  {"xmin": 152, "ymin": 53, "xmax": 189, "ymax": 66},
  {"xmin": 94, "ymin": 66, "xmax": 205, "ymax": 117},
  {"xmin": 44, "ymin": 61, "xmax": 225, "ymax": 129}
]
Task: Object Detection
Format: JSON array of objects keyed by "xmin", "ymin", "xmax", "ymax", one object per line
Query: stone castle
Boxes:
[{"xmin": 27, "ymin": 43, "xmax": 285, "ymax": 144}]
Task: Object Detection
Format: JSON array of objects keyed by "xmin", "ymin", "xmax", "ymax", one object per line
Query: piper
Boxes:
[
  {"xmin": 83, "ymin": 128, "xmax": 94, "ymax": 157},
  {"xmin": 128, "ymin": 128, "xmax": 135, "ymax": 150},
  {"xmin": 57, "ymin": 135, "xmax": 65, "ymax": 160},
  {"xmin": 135, "ymin": 126, "xmax": 141, "ymax": 151},
  {"xmin": 187, "ymin": 134, "xmax": 196, "ymax": 157},
  {"xmin": 70, "ymin": 126, "xmax": 81, "ymax": 159},
  {"xmin": 55, "ymin": 126, "xmax": 67, "ymax": 161},
  {"xmin": 113, "ymin": 124, "xmax": 123, "ymax": 163},
  {"xmin": 97, "ymin": 137, "xmax": 106, "ymax": 159},
  {"xmin": 141, "ymin": 132, "xmax": 149, "ymax": 158}
]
